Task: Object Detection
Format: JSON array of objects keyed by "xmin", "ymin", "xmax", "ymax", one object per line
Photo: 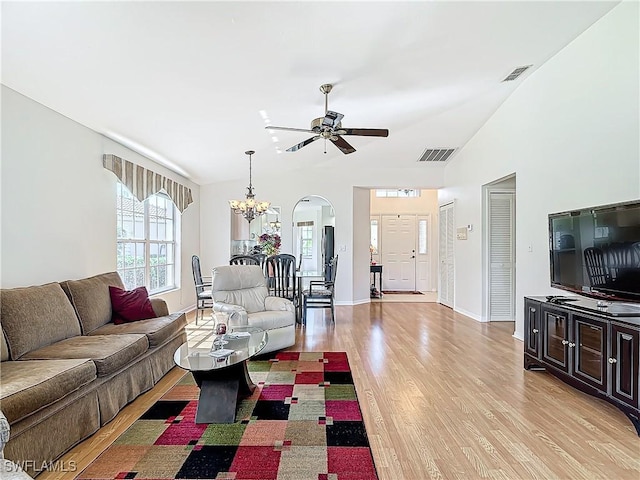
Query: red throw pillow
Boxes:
[{"xmin": 109, "ymin": 286, "xmax": 157, "ymax": 324}]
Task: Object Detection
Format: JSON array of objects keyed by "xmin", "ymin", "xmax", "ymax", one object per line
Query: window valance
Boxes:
[{"xmin": 103, "ymin": 154, "xmax": 193, "ymax": 213}]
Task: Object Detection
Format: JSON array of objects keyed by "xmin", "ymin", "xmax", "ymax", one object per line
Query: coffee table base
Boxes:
[{"xmin": 192, "ymin": 360, "xmax": 256, "ymax": 424}]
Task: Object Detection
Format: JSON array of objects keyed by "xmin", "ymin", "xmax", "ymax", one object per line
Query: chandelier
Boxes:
[{"xmin": 229, "ymin": 150, "xmax": 270, "ymax": 223}]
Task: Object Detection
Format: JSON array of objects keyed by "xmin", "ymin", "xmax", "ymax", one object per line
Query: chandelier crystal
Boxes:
[{"xmin": 229, "ymin": 150, "xmax": 270, "ymax": 223}]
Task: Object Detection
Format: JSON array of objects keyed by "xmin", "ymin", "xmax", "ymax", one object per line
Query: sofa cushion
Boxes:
[
  {"xmin": 150, "ymin": 298, "xmax": 169, "ymax": 317},
  {"xmin": 21, "ymin": 334, "xmax": 148, "ymax": 377},
  {"xmin": 0, "ymin": 359, "xmax": 96, "ymax": 424},
  {"xmin": 1, "ymin": 283, "xmax": 82, "ymax": 359},
  {"xmin": 245, "ymin": 310, "xmax": 296, "ymax": 331},
  {"xmin": 109, "ymin": 286, "xmax": 157, "ymax": 324},
  {"xmin": 60, "ymin": 272, "xmax": 124, "ymax": 334},
  {"xmin": 89, "ymin": 313, "xmax": 187, "ymax": 348}
]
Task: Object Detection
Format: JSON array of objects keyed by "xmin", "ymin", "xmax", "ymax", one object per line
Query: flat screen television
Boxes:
[{"xmin": 549, "ymin": 199, "xmax": 640, "ymax": 303}]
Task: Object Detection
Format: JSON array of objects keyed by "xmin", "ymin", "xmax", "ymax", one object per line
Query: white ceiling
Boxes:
[{"xmin": 1, "ymin": 1, "xmax": 618, "ymax": 185}]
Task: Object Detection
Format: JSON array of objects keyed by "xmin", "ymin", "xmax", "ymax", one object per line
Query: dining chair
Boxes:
[
  {"xmin": 266, "ymin": 254, "xmax": 297, "ymax": 302},
  {"xmin": 229, "ymin": 254, "xmax": 260, "ymax": 266},
  {"xmin": 252, "ymin": 253, "xmax": 268, "ymax": 275},
  {"xmin": 191, "ymin": 255, "xmax": 213, "ymax": 325},
  {"xmin": 301, "ymin": 255, "xmax": 338, "ymax": 324}
]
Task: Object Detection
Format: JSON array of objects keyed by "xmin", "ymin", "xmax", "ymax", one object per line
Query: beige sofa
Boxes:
[{"xmin": 0, "ymin": 272, "xmax": 187, "ymax": 477}]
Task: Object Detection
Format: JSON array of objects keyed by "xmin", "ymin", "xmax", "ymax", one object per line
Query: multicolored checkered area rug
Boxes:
[{"xmin": 77, "ymin": 351, "xmax": 378, "ymax": 480}]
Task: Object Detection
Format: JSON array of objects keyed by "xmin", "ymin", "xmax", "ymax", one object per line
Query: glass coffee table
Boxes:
[{"xmin": 174, "ymin": 326, "xmax": 268, "ymax": 423}]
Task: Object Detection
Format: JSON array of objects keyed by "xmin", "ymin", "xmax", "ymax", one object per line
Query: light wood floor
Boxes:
[{"xmin": 38, "ymin": 303, "xmax": 639, "ymax": 480}]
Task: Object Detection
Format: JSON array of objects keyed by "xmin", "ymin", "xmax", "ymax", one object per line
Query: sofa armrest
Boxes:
[
  {"xmin": 265, "ymin": 296, "xmax": 295, "ymax": 313},
  {"xmin": 149, "ymin": 298, "xmax": 170, "ymax": 317},
  {"xmin": 213, "ymin": 302, "xmax": 248, "ymax": 325}
]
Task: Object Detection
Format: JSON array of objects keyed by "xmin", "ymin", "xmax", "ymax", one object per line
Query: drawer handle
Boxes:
[
  {"xmin": 532, "ymin": 328, "xmax": 539, "ymax": 334},
  {"xmin": 608, "ymin": 358, "xmax": 617, "ymax": 364},
  {"xmin": 568, "ymin": 342, "xmax": 575, "ymax": 348}
]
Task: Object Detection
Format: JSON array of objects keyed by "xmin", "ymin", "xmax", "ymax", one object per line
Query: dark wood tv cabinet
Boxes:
[{"xmin": 524, "ymin": 296, "xmax": 640, "ymax": 435}]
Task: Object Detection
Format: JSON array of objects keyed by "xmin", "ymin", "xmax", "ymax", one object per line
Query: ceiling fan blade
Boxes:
[
  {"xmin": 286, "ymin": 135, "xmax": 321, "ymax": 152},
  {"xmin": 322, "ymin": 110, "xmax": 344, "ymax": 129},
  {"xmin": 330, "ymin": 136, "xmax": 356, "ymax": 155},
  {"xmin": 341, "ymin": 128, "xmax": 389, "ymax": 137},
  {"xmin": 265, "ymin": 125, "xmax": 315, "ymax": 134}
]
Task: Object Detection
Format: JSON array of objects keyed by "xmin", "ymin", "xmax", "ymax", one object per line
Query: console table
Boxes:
[
  {"xmin": 370, "ymin": 264, "xmax": 383, "ymax": 298},
  {"xmin": 524, "ymin": 295, "xmax": 640, "ymax": 435}
]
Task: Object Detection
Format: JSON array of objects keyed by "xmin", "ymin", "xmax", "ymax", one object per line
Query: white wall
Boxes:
[
  {"xmin": 1, "ymin": 86, "xmax": 201, "ymax": 313},
  {"xmin": 440, "ymin": 2, "xmax": 640, "ymax": 339},
  {"xmin": 199, "ymin": 167, "xmax": 445, "ymax": 306}
]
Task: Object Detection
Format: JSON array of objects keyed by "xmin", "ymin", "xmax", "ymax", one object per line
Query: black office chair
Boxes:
[
  {"xmin": 266, "ymin": 254, "xmax": 297, "ymax": 302},
  {"xmin": 302, "ymin": 255, "xmax": 338, "ymax": 324},
  {"xmin": 230, "ymin": 255, "xmax": 260, "ymax": 266},
  {"xmin": 191, "ymin": 255, "xmax": 213, "ymax": 325}
]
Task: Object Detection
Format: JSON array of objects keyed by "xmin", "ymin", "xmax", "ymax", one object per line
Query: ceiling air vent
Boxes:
[
  {"xmin": 502, "ymin": 65, "xmax": 532, "ymax": 82},
  {"xmin": 418, "ymin": 148, "xmax": 457, "ymax": 163}
]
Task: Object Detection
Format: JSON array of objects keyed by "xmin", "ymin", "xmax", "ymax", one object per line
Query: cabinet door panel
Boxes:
[
  {"xmin": 611, "ymin": 323, "xmax": 639, "ymax": 409},
  {"xmin": 542, "ymin": 307, "xmax": 569, "ymax": 373},
  {"xmin": 524, "ymin": 300, "xmax": 540, "ymax": 358},
  {"xmin": 572, "ymin": 315, "xmax": 607, "ymax": 392}
]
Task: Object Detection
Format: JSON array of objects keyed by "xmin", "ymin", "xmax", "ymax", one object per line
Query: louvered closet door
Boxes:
[
  {"xmin": 438, "ymin": 203, "xmax": 454, "ymax": 308},
  {"xmin": 488, "ymin": 192, "xmax": 515, "ymax": 321}
]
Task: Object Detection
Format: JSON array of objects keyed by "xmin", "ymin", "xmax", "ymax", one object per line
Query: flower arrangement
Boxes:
[{"xmin": 258, "ymin": 232, "xmax": 281, "ymax": 256}]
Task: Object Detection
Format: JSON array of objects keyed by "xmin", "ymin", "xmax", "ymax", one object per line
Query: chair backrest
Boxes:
[
  {"xmin": 192, "ymin": 255, "xmax": 206, "ymax": 294},
  {"xmin": 266, "ymin": 254, "xmax": 297, "ymax": 300},
  {"xmin": 326, "ymin": 255, "xmax": 339, "ymax": 293},
  {"xmin": 230, "ymin": 255, "xmax": 260, "ymax": 266},
  {"xmin": 584, "ymin": 247, "xmax": 609, "ymax": 286},
  {"xmin": 211, "ymin": 265, "xmax": 268, "ymax": 314},
  {"xmin": 252, "ymin": 253, "xmax": 268, "ymax": 273}
]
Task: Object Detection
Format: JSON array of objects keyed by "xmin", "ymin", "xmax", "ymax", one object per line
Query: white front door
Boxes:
[{"xmin": 381, "ymin": 214, "xmax": 416, "ymax": 291}]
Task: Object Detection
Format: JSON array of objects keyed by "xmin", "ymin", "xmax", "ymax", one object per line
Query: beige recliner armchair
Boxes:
[{"xmin": 211, "ymin": 265, "xmax": 296, "ymax": 355}]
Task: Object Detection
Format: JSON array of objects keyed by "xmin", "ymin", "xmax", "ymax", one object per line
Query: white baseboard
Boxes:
[{"xmin": 454, "ymin": 306, "xmax": 483, "ymax": 322}]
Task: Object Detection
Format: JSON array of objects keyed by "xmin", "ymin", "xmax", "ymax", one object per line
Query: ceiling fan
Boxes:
[{"xmin": 265, "ymin": 84, "xmax": 389, "ymax": 155}]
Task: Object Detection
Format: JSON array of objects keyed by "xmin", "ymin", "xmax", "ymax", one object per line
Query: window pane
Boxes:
[
  {"xmin": 418, "ymin": 220, "xmax": 428, "ymax": 254},
  {"xmin": 134, "ymin": 212, "xmax": 145, "ymax": 238},
  {"xmin": 150, "ymin": 265, "xmax": 159, "ymax": 291},
  {"xmin": 116, "ymin": 243, "xmax": 125, "ymax": 269},
  {"xmin": 165, "ymin": 218, "xmax": 174, "ymax": 241},
  {"xmin": 370, "ymin": 220, "xmax": 378, "ymax": 251},
  {"xmin": 158, "ymin": 265, "xmax": 167, "ymax": 288},
  {"xmin": 135, "ymin": 268, "xmax": 145, "ymax": 288},
  {"xmin": 123, "ymin": 270, "xmax": 135, "ymax": 290},
  {"xmin": 136, "ymin": 243, "xmax": 145, "ymax": 267},
  {"xmin": 149, "ymin": 215, "xmax": 159, "ymax": 241}
]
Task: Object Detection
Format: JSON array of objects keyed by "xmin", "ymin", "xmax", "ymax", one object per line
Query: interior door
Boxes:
[
  {"xmin": 439, "ymin": 203, "xmax": 454, "ymax": 308},
  {"xmin": 488, "ymin": 191, "xmax": 515, "ymax": 321},
  {"xmin": 381, "ymin": 214, "xmax": 416, "ymax": 291}
]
